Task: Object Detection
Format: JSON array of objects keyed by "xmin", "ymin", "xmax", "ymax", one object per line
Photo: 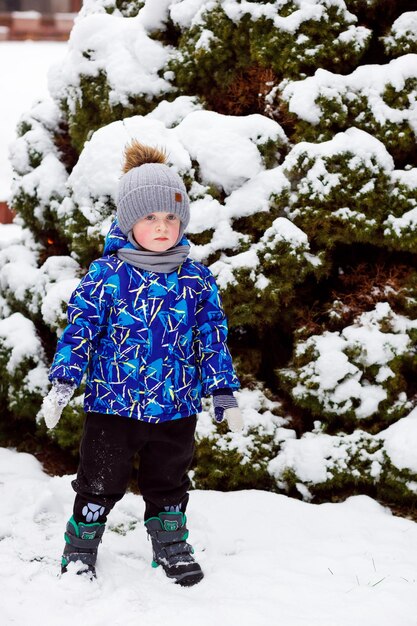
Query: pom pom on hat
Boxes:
[
  {"xmin": 122, "ymin": 141, "xmax": 167, "ymax": 173},
  {"xmin": 116, "ymin": 141, "xmax": 190, "ymax": 237}
]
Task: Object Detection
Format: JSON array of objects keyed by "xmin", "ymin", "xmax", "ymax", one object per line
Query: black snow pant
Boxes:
[{"xmin": 71, "ymin": 411, "xmax": 197, "ymax": 524}]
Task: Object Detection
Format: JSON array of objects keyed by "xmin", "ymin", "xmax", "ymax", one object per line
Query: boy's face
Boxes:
[{"xmin": 132, "ymin": 212, "xmax": 181, "ymax": 252}]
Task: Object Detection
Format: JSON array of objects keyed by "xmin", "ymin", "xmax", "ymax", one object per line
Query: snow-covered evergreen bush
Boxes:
[
  {"xmin": 281, "ymin": 55, "xmax": 417, "ymax": 165},
  {"xmin": 0, "ymin": 312, "xmax": 49, "ymax": 421},
  {"xmin": 279, "ymin": 302, "xmax": 417, "ymax": 426},
  {"xmin": 194, "ymin": 385, "xmax": 295, "ymax": 491},
  {"xmin": 170, "ymin": 0, "xmax": 371, "ymax": 112},
  {"xmin": 9, "ymin": 100, "xmax": 69, "ymax": 243},
  {"xmin": 382, "ymin": 11, "xmax": 417, "ymax": 57},
  {"xmin": 269, "ymin": 408, "xmax": 417, "ymax": 506},
  {"xmin": 274, "ymin": 128, "xmax": 409, "ymax": 250},
  {"xmin": 212, "ymin": 217, "xmax": 327, "ymax": 328},
  {"xmin": 4, "ymin": 1, "xmax": 417, "ymax": 506}
]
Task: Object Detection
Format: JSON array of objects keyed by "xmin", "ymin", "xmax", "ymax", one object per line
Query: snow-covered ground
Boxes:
[
  {"xmin": 0, "ymin": 42, "xmax": 67, "ymax": 201},
  {"xmin": 1, "ymin": 447, "xmax": 417, "ymax": 626}
]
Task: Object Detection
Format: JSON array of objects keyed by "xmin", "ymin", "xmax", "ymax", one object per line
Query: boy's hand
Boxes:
[
  {"xmin": 42, "ymin": 380, "xmax": 76, "ymax": 429},
  {"xmin": 212, "ymin": 389, "xmax": 244, "ymax": 433}
]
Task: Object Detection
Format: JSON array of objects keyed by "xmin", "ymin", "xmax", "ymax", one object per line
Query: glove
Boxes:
[
  {"xmin": 42, "ymin": 379, "xmax": 76, "ymax": 429},
  {"xmin": 212, "ymin": 389, "xmax": 244, "ymax": 433}
]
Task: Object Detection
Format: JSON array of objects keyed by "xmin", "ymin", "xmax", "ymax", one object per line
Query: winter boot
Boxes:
[
  {"xmin": 61, "ymin": 516, "xmax": 105, "ymax": 577},
  {"xmin": 145, "ymin": 512, "xmax": 204, "ymax": 587}
]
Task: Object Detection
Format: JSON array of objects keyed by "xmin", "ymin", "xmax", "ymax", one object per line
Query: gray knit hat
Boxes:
[{"xmin": 116, "ymin": 142, "xmax": 190, "ymax": 238}]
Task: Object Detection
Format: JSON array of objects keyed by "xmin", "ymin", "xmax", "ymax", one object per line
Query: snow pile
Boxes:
[
  {"xmin": 1, "ymin": 447, "xmax": 417, "ymax": 626},
  {"xmin": 380, "ymin": 407, "xmax": 417, "ymax": 474},
  {"xmin": 148, "ymin": 95, "xmax": 203, "ymax": 127},
  {"xmin": 80, "ymin": 0, "xmax": 172, "ymax": 22},
  {"xmin": 175, "ymin": 110, "xmax": 287, "ymax": 194},
  {"xmin": 0, "ymin": 223, "xmax": 24, "ymax": 249}
]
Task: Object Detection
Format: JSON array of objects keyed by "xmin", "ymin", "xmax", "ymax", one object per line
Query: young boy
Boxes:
[{"xmin": 42, "ymin": 142, "xmax": 243, "ymax": 586}]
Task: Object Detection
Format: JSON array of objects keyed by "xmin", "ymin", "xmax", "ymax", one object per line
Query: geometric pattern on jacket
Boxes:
[{"xmin": 49, "ymin": 220, "xmax": 240, "ymax": 422}]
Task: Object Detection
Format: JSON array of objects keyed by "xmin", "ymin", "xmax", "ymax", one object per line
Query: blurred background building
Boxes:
[{"xmin": 0, "ymin": 0, "xmax": 80, "ymax": 41}]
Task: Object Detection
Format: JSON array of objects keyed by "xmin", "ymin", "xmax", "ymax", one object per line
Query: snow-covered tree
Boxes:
[{"xmin": 2, "ymin": 0, "xmax": 417, "ymax": 507}]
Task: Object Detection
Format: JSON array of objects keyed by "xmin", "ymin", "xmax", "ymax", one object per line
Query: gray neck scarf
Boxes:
[{"xmin": 117, "ymin": 232, "xmax": 190, "ymax": 273}]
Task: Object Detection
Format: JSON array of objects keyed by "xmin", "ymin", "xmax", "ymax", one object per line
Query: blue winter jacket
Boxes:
[{"xmin": 49, "ymin": 220, "xmax": 240, "ymax": 422}]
